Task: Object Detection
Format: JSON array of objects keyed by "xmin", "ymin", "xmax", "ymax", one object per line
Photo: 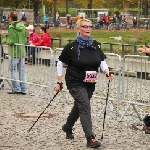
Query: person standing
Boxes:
[
  {"xmin": 104, "ymin": 14, "xmax": 110, "ymax": 30},
  {"xmin": 76, "ymin": 13, "xmax": 82, "ymax": 22},
  {"xmin": 54, "ymin": 18, "xmax": 113, "ymax": 148},
  {"xmin": 25, "ymin": 25, "xmax": 40, "ymax": 65},
  {"xmin": 2, "ymin": 11, "xmax": 27, "ymax": 94},
  {"xmin": 44, "ymin": 14, "xmax": 49, "ymax": 28},
  {"xmin": 132, "ymin": 16, "xmax": 137, "ymax": 29},
  {"xmin": 21, "ymin": 11, "xmax": 26, "ymax": 21},
  {"xmin": 118, "ymin": 14, "xmax": 122, "ymax": 28},
  {"xmin": 56, "ymin": 12, "xmax": 59, "ymax": 21}
]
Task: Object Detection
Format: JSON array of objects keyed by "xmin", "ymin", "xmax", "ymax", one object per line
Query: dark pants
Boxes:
[
  {"xmin": 66, "ymin": 86, "xmax": 94, "ymax": 137},
  {"xmin": 28, "ymin": 47, "xmax": 37, "ymax": 64},
  {"xmin": 26, "ymin": 45, "xmax": 38, "ymax": 65},
  {"xmin": 0, "ymin": 47, "xmax": 4, "ymax": 84}
]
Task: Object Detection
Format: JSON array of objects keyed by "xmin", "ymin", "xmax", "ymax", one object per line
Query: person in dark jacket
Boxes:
[
  {"xmin": 0, "ymin": 46, "xmax": 4, "ymax": 89},
  {"xmin": 54, "ymin": 18, "xmax": 113, "ymax": 148}
]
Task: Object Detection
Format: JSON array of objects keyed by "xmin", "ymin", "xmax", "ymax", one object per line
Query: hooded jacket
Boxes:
[
  {"xmin": 33, "ymin": 32, "xmax": 51, "ymax": 47},
  {"xmin": 2, "ymin": 21, "xmax": 26, "ymax": 58}
]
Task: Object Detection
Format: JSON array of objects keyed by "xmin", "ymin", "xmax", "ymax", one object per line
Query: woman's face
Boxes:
[{"xmin": 78, "ymin": 21, "xmax": 92, "ymax": 39}]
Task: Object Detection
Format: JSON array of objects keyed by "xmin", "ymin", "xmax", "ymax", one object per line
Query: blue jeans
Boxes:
[{"xmin": 8, "ymin": 56, "xmax": 27, "ymax": 93}]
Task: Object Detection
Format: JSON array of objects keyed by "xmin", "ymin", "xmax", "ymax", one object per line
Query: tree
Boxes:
[
  {"xmin": 141, "ymin": 0, "xmax": 149, "ymax": 18},
  {"xmin": 31, "ymin": 0, "xmax": 39, "ymax": 23}
]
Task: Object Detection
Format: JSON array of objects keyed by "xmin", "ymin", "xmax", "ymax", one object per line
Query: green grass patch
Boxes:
[
  {"xmin": 46, "ymin": 29, "xmax": 150, "ymax": 55},
  {"xmin": 47, "ymin": 29, "xmax": 150, "ymax": 45}
]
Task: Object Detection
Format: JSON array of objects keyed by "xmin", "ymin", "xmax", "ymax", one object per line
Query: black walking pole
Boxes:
[
  {"xmin": 101, "ymin": 80, "xmax": 110, "ymax": 139},
  {"xmin": 28, "ymin": 92, "xmax": 59, "ymax": 133}
]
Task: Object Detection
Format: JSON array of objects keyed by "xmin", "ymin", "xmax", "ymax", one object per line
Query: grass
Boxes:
[
  {"xmin": 44, "ymin": 28, "xmax": 150, "ymax": 56},
  {"xmin": 47, "ymin": 28, "xmax": 150, "ymax": 44}
]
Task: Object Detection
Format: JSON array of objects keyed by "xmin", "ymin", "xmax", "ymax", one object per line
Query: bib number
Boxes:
[{"xmin": 84, "ymin": 71, "xmax": 97, "ymax": 83}]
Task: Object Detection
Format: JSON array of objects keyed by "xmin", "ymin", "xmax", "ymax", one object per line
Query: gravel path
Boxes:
[
  {"xmin": 0, "ymin": 79, "xmax": 150, "ymax": 150},
  {"xmin": 0, "ymin": 55, "xmax": 150, "ymax": 150}
]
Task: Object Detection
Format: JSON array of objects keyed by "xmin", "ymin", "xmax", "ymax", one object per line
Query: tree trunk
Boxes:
[
  {"xmin": 88, "ymin": 0, "xmax": 92, "ymax": 18},
  {"xmin": 54, "ymin": 0, "xmax": 57, "ymax": 27},
  {"xmin": 88, "ymin": 0, "xmax": 92, "ymax": 9},
  {"xmin": 31, "ymin": 0, "xmax": 39, "ymax": 23},
  {"xmin": 143, "ymin": 0, "xmax": 149, "ymax": 18},
  {"xmin": 66, "ymin": 0, "xmax": 68, "ymax": 14}
]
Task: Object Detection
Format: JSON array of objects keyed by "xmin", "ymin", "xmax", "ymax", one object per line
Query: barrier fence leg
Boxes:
[
  {"xmin": 132, "ymin": 104, "xmax": 143, "ymax": 121},
  {"xmin": 33, "ymin": 86, "xmax": 45, "ymax": 101},
  {"xmin": 119, "ymin": 103, "xmax": 143, "ymax": 122},
  {"xmin": 45, "ymin": 87, "xmax": 52, "ymax": 99},
  {"xmin": 60, "ymin": 90, "xmax": 70, "ymax": 104},
  {"xmin": 99, "ymin": 99, "xmax": 119, "ymax": 117},
  {"xmin": 110, "ymin": 100, "xmax": 120, "ymax": 116},
  {"xmin": 118, "ymin": 103, "xmax": 131, "ymax": 122}
]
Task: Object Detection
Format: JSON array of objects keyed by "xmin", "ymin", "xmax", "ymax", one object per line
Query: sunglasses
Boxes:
[{"xmin": 81, "ymin": 25, "xmax": 93, "ymax": 29}]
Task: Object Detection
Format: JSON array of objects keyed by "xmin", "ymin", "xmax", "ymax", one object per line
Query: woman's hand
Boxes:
[
  {"xmin": 104, "ymin": 69, "xmax": 114, "ymax": 81},
  {"xmin": 54, "ymin": 82, "xmax": 63, "ymax": 93},
  {"xmin": 106, "ymin": 73, "xmax": 114, "ymax": 81}
]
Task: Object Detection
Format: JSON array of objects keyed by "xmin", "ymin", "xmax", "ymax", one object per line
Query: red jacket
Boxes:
[
  {"xmin": 105, "ymin": 15, "xmax": 110, "ymax": 23},
  {"xmin": 34, "ymin": 32, "xmax": 51, "ymax": 47},
  {"xmin": 29, "ymin": 32, "xmax": 40, "ymax": 43}
]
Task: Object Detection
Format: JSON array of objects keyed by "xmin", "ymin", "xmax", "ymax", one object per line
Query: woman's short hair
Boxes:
[
  {"xmin": 40, "ymin": 26, "xmax": 47, "ymax": 33},
  {"xmin": 76, "ymin": 18, "xmax": 92, "ymax": 28},
  {"xmin": 9, "ymin": 11, "xmax": 18, "ymax": 21}
]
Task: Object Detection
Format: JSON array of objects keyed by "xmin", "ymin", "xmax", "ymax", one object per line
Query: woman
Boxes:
[
  {"xmin": 33, "ymin": 26, "xmax": 51, "ymax": 47},
  {"xmin": 54, "ymin": 18, "xmax": 113, "ymax": 148},
  {"xmin": 26, "ymin": 25, "xmax": 40, "ymax": 44},
  {"xmin": 25, "ymin": 25, "xmax": 40, "ymax": 65}
]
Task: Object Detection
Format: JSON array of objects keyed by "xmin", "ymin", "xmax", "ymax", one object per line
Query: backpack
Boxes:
[
  {"xmin": 143, "ymin": 113, "xmax": 150, "ymax": 134},
  {"xmin": 143, "ymin": 114, "xmax": 150, "ymax": 127}
]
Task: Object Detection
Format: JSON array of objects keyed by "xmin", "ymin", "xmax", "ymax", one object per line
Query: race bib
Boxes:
[{"xmin": 84, "ymin": 71, "xmax": 97, "ymax": 83}]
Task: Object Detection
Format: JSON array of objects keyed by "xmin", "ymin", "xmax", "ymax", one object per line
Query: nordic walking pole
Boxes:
[
  {"xmin": 28, "ymin": 92, "xmax": 59, "ymax": 133},
  {"xmin": 101, "ymin": 79, "xmax": 110, "ymax": 139}
]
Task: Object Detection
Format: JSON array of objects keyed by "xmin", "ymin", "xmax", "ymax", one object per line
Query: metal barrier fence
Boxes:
[
  {"xmin": 119, "ymin": 55, "xmax": 150, "ymax": 121},
  {"xmin": 0, "ymin": 43, "xmax": 55, "ymax": 100},
  {"xmin": 0, "ymin": 44, "xmax": 150, "ymax": 120},
  {"xmin": 1, "ymin": 44, "xmax": 150, "ymax": 149},
  {"xmin": 93, "ymin": 53, "xmax": 122, "ymax": 116}
]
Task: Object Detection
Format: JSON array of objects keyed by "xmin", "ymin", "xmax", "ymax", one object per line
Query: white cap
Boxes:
[{"xmin": 25, "ymin": 25, "xmax": 34, "ymax": 30}]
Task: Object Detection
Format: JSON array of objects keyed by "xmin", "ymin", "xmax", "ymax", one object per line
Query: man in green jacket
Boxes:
[{"xmin": 2, "ymin": 11, "xmax": 27, "ymax": 94}]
